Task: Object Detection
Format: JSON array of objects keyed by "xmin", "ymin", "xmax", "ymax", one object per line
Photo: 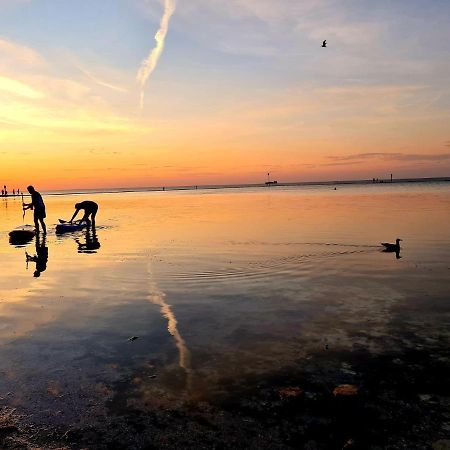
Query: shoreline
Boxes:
[{"xmin": 1, "ymin": 176, "xmax": 449, "ymax": 198}]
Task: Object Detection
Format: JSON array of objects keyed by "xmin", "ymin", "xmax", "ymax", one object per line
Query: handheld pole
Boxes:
[{"xmin": 21, "ymin": 192, "xmax": 25, "ymax": 221}]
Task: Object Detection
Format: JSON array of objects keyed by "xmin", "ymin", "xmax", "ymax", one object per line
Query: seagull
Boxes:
[
  {"xmin": 381, "ymin": 238, "xmax": 402, "ymax": 251},
  {"xmin": 322, "ymin": 40, "xmax": 327, "ymax": 48}
]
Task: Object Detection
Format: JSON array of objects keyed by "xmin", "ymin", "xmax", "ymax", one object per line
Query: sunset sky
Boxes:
[{"xmin": 0, "ymin": 0, "xmax": 449, "ymax": 190}]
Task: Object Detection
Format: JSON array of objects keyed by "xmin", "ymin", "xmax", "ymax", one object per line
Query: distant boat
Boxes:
[{"xmin": 265, "ymin": 172, "xmax": 278, "ymax": 186}]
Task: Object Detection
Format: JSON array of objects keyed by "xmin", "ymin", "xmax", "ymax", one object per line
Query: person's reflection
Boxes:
[
  {"xmin": 76, "ymin": 227, "xmax": 101, "ymax": 253},
  {"xmin": 26, "ymin": 235, "xmax": 48, "ymax": 277}
]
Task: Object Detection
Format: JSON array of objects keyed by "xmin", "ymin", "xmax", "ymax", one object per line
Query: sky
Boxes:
[{"xmin": 0, "ymin": 0, "xmax": 449, "ymax": 190}]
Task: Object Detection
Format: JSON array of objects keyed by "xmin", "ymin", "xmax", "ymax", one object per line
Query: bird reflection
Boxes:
[
  {"xmin": 76, "ymin": 227, "xmax": 101, "ymax": 253},
  {"xmin": 382, "ymin": 247, "xmax": 401, "ymax": 259},
  {"xmin": 26, "ymin": 235, "xmax": 48, "ymax": 277}
]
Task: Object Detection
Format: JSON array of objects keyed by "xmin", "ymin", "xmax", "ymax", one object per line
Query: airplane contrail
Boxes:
[
  {"xmin": 78, "ymin": 66, "xmax": 128, "ymax": 93},
  {"xmin": 137, "ymin": 0, "xmax": 176, "ymax": 109}
]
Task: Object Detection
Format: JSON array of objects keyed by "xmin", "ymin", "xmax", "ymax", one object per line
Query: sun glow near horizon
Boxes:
[{"xmin": 1, "ymin": 0, "xmax": 449, "ymax": 191}]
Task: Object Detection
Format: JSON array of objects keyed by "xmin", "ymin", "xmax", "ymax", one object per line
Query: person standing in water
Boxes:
[
  {"xmin": 69, "ymin": 200, "xmax": 98, "ymax": 227},
  {"xmin": 24, "ymin": 185, "xmax": 46, "ymax": 234}
]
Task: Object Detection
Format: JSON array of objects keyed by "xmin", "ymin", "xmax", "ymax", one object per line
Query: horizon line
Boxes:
[{"xmin": 31, "ymin": 175, "xmax": 450, "ymax": 196}]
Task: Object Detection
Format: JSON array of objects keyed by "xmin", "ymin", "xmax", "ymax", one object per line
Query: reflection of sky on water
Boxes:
[
  {"xmin": 148, "ymin": 270, "xmax": 192, "ymax": 390},
  {"xmin": 0, "ymin": 183, "xmax": 449, "ymax": 423}
]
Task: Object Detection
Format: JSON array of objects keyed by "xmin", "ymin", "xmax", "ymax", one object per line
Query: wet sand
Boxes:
[{"xmin": 0, "ymin": 183, "xmax": 449, "ymax": 449}]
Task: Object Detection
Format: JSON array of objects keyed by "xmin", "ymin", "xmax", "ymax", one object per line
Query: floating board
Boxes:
[
  {"xmin": 56, "ymin": 221, "xmax": 86, "ymax": 234},
  {"xmin": 9, "ymin": 225, "xmax": 36, "ymax": 244}
]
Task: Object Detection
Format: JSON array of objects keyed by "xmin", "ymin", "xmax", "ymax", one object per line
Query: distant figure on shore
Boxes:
[
  {"xmin": 24, "ymin": 185, "xmax": 46, "ymax": 234},
  {"xmin": 322, "ymin": 40, "xmax": 327, "ymax": 47},
  {"xmin": 70, "ymin": 200, "xmax": 98, "ymax": 227},
  {"xmin": 3, "ymin": 185, "xmax": 7, "ymax": 196},
  {"xmin": 13, "ymin": 189, "xmax": 15, "ymax": 196},
  {"xmin": 1, "ymin": 189, "xmax": 3, "ymax": 197}
]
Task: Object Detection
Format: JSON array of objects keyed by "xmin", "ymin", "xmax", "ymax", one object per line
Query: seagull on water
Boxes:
[
  {"xmin": 381, "ymin": 238, "xmax": 402, "ymax": 251},
  {"xmin": 322, "ymin": 40, "xmax": 327, "ymax": 48}
]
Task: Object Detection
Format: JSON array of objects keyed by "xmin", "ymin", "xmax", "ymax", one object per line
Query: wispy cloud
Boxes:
[
  {"xmin": 0, "ymin": 75, "xmax": 44, "ymax": 99},
  {"xmin": 328, "ymin": 152, "xmax": 450, "ymax": 162},
  {"xmin": 78, "ymin": 67, "xmax": 128, "ymax": 93},
  {"xmin": 137, "ymin": 0, "xmax": 176, "ymax": 109},
  {"xmin": 0, "ymin": 36, "xmax": 45, "ymax": 68}
]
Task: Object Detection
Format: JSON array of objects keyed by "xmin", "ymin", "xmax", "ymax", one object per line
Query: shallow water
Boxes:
[{"xmin": 0, "ymin": 183, "xmax": 449, "ymax": 446}]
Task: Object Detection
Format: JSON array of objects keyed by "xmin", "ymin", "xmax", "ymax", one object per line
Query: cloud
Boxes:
[
  {"xmin": 328, "ymin": 152, "xmax": 450, "ymax": 162},
  {"xmin": 0, "ymin": 75, "xmax": 44, "ymax": 99},
  {"xmin": 0, "ymin": 36, "xmax": 45, "ymax": 68},
  {"xmin": 320, "ymin": 161, "xmax": 366, "ymax": 167},
  {"xmin": 78, "ymin": 67, "xmax": 128, "ymax": 93}
]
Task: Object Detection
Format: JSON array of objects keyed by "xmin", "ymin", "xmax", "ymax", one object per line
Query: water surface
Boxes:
[{"xmin": 0, "ymin": 183, "xmax": 449, "ymax": 448}]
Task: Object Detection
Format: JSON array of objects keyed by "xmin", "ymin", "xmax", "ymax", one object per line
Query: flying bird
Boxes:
[{"xmin": 322, "ymin": 40, "xmax": 327, "ymax": 48}]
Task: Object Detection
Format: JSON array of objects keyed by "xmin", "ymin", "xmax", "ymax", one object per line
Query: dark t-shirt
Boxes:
[
  {"xmin": 31, "ymin": 191, "xmax": 46, "ymax": 217},
  {"xmin": 77, "ymin": 201, "xmax": 98, "ymax": 213}
]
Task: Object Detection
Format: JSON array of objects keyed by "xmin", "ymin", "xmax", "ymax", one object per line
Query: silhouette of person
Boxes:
[
  {"xmin": 26, "ymin": 236, "xmax": 48, "ymax": 277},
  {"xmin": 76, "ymin": 228, "xmax": 101, "ymax": 253},
  {"xmin": 24, "ymin": 185, "xmax": 46, "ymax": 234},
  {"xmin": 70, "ymin": 200, "xmax": 98, "ymax": 227}
]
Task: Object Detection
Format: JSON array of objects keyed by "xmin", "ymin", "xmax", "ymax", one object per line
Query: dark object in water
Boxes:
[
  {"xmin": 9, "ymin": 225, "xmax": 36, "ymax": 245},
  {"xmin": 279, "ymin": 387, "xmax": 303, "ymax": 400},
  {"xmin": 333, "ymin": 384, "xmax": 358, "ymax": 396},
  {"xmin": 381, "ymin": 238, "xmax": 402, "ymax": 251},
  {"xmin": 128, "ymin": 336, "xmax": 139, "ymax": 342},
  {"xmin": 322, "ymin": 40, "xmax": 327, "ymax": 47},
  {"xmin": 56, "ymin": 219, "xmax": 86, "ymax": 234}
]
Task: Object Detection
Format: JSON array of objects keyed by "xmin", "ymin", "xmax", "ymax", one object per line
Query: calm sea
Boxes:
[{"xmin": 0, "ymin": 182, "xmax": 449, "ymax": 447}]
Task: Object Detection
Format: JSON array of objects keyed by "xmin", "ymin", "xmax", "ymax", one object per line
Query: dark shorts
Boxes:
[{"xmin": 34, "ymin": 209, "xmax": 46, "ymax": 220}]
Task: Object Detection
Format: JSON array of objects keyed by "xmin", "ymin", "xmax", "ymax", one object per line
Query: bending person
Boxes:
[
  {"xmin": 24, "ymin": 185, "xmax": 47, "ymax": 234},
  {"xmin": 70, "ymin": 200, "xmax": 98, "ymax": 227}
]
